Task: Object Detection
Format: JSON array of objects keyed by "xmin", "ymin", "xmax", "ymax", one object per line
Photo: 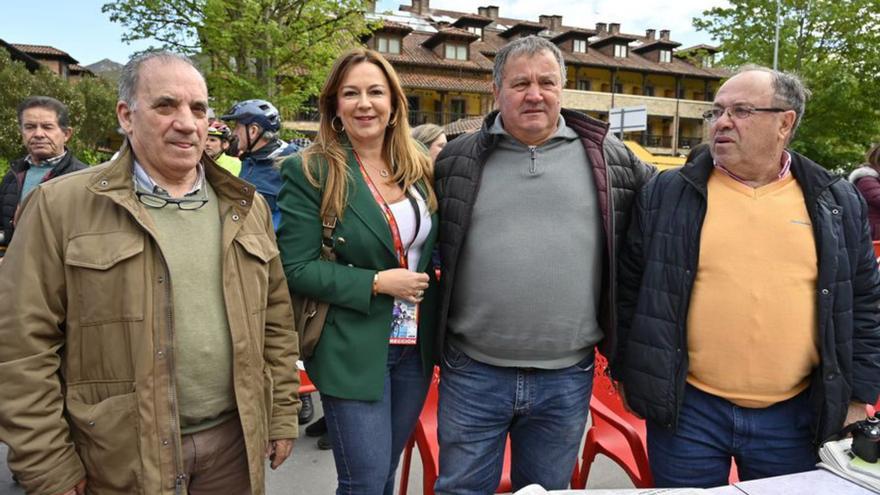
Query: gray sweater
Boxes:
[{"xmin": 447, "ymin": 115, "xmax": 604, "ymax": 368}]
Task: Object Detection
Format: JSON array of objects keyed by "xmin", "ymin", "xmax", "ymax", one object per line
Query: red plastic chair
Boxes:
[
  {"xmin": 573, "ymin": 352, "xmax": 738, "ymax": 488},
  {"xmin": 572, "ymin": 352, "xmax": 653, "ymax": 488},
  {"xmin": 398, "ymin": 367, "xmax": 512, "ymax": 495},
  {"xmin": 299, "ymin": 368, "xmax": 317, "ymax": 395}
]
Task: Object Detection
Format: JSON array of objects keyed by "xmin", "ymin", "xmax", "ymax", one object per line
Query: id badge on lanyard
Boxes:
[{"xmin": 357, "ymin": 153, "xmax": 420, "ymax": 345}]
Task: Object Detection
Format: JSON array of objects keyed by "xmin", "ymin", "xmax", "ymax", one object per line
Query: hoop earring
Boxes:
[{"xmin": 331, "ymin": 115, "xmax": 345, "ymax": 133}]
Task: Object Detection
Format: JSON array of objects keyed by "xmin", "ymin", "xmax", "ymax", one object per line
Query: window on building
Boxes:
[
  {"xmin": 407, "ymin": 96, "xmax": 421, "ymax": 124},
  {"xmin": 702, "ymin": 54, "xmax": 714, "ymax": 68},
  {"xmin": 576, "ymin": 79, "xmax": 591, "ymax": 91},
  {"xmin": 466, "ymin": 26, "xmax": 483, "ymax": 40},
  {"xmin": 660, "ymin": 49, "xmax": 672, "ymax": 63},
  {"xmin": 445, "ymin": 43, "xmax": 468, "ymax": 60},
  {"xmin": 645, "ymin": 86, "xmax": 655, "ymax": 97},
  {"xmin": 450, "ymin": 99, "xmax": 466, "ymax": 120},
  {"xmin": 573, "ymin": 39, "xmax": 587, "ymax": 53},
  {"xmin": 614, "ymin": 83, "xmax": 623, "ymax": 93},
  {"xmin": 376, "ymin": 35, "xmax": 401, "ymax": 54},
  {"xmin": 614, "ymin": 44, "xmax": 628, "ymax": 58}
]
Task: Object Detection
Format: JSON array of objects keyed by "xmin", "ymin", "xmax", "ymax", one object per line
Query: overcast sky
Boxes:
[{"xmin": 1, "ymin": 0, "xmax": 725, "ymax": 66}]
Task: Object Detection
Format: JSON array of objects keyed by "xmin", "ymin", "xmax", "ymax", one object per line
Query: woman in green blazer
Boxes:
[{"xmin": 276, "ymin": 48, "xmax": 438, "ymax": 495}]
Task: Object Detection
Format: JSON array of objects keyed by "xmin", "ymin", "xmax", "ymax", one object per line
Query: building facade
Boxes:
[{"xmin": 291, "ymin": 0, "xmax": 728, "ymax": 156}]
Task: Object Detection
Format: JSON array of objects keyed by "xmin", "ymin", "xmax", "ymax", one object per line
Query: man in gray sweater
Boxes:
[{"xmin": 433, "ymin": 36, "xmax": 652, "ymax": 493}]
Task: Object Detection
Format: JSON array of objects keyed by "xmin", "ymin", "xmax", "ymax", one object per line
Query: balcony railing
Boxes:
[
  {"xmin": 644, "ymin": 134, "xmax": 673, "ymax": 148},
  {"xmin": 678, "ymin": 136, "xmax": 703, "ymax": 148}
]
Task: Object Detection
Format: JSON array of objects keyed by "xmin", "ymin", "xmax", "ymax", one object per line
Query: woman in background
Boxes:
[
  {"xmin": 849, "ymin": 143, "xmax": 880, "ymax": 240},
  {"xmin": 411, "ymin": 123, "xmax": 447, "ymax": 163}
]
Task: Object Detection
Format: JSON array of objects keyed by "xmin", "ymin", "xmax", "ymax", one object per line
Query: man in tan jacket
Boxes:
[{"xmin": 0, "ymin": 51, "xmax": 300, "ymax": 495}]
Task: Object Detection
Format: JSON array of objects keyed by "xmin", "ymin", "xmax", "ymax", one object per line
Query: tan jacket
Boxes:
[{"xmin": 0, "ymin": 142, "xmax": 300, "ymax": 495}]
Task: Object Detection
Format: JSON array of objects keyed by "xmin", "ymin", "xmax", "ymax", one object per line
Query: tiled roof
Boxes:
[
  {"xmin": 11, "ymin": 43, "xmax": 77, "ymax": 62},
  {"xmin": 444, "ymin": 116, "xmax": 483, "ymax": 136},
  {"xmin": 378, "ymin": 20, "xmax": 414, "ymax": 34},
  {"xmin": 551, "ymin": 28, "xmax": 597, "ymax": 43},
  {"xmin": 632, "ymin": 39, "xmax": 682, "ymax": 52},
  {"xmin": 383, "ymin": 6, "xmax": 728, "ymax": 81},
  {"xmin": 382, "ymin": 31, "xmax": 494, "ymax": 72},
  {"xmin": 499, "ymin": 21, "xmax": 547, "ymax": 39},
  {"xmin": 590, "ymin": 32, "xmax": 640, "ymax": 48},
  {"xmin": 422, "ymin": 26, "xmax": 480, "ymax": 49},
  {"xmin": 452, "ymin": 14, "xmax": 493, "ymax": 28},
  {"xmin": 398, "ymin": 72, "xmax": 491, "ymax": 93},
  {"xmin": 678, "ymin": 44, "xmax": 720, "ymax": 54}
]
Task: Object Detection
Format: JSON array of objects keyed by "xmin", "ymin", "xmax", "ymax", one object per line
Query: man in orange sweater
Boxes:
[{"xmin": 615, "ymin": 65, "xmax": 880, "ymax": 488}]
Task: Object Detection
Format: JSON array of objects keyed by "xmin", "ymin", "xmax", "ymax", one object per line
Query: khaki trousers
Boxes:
[{"xmin": 181, "ymin": 417, "xmax": 252, "ymax": 495}]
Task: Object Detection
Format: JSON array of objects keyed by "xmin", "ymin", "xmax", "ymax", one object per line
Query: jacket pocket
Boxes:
[
  {"xmin": 234, "ymin": 233, "xmax": 277, "ymax": 314},
  {"xmin": 66, "ymin": 386, "xmax": 143, "ymax": 494},
  {"xmin": 65, "ymin": 232, "xmax": 145, "ymax": 326}
]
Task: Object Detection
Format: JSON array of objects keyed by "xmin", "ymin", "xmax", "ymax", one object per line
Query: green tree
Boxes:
[
  {"xmin": 694, "ymin": 0, "xmax": 880, "ymax": 169},
  {"xmin": 102, "ymin": 0, "xmax": 376, "ymax": 118}
]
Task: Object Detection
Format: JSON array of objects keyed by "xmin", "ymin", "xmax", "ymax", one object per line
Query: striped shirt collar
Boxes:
[
  {"xmin": 714, "ymin": 150, "xmax": 792, "ymax": 186},
  {"xmin": 25, "ymin": 150, "xmax": 67, "ymax": 168},
  {"xmin": 132, "ymin": 160, "xmax": 205, "ymax": 197}
]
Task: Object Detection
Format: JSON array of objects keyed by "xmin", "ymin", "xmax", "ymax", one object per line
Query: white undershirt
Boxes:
[{"xmin": 387, "ymin": 190, "xmax": 431, "ymax": 270}]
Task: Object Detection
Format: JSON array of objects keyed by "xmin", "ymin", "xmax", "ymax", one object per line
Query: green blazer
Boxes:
[{"xmin": 277, "ymin": 149, "xmax": 439, "ymax": 401}]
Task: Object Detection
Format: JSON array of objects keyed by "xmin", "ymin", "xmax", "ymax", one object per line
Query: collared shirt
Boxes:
[
  {"xmin": 133, "ymin": 160, "xmax": 205, "ymax": 198},
  {"xmin": 714, "ymin": 150, "xmax": 792, "ymax": 186},
  {"xmin": 24, "ymin": 150, "xmax": 67, "ymax": 168}
]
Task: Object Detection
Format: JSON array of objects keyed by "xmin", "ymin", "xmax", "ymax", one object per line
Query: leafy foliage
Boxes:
[
  {"xmin": 694, "ymin": 0, "xmax": 880, "ymax": 169},
  {"xmin": 102, "ymin": 0, "xmax": 377, "ymax": 118},
  {"xmin": 0, "ymin": 50, "xmax": 119, "ymax": 175}
]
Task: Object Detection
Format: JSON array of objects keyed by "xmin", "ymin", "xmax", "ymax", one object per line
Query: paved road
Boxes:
[{"xmin": 0, "ymin": 397, "xmax": 632, "ymax": 494}]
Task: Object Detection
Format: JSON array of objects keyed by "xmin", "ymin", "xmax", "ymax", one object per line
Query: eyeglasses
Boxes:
[
  {"xmin": 702, "ymin": 105, "xmax": 789, "ymax": 122},
  {"xmin": 135, "ymin": 189, "xmax": 208, "ymax": 210}
]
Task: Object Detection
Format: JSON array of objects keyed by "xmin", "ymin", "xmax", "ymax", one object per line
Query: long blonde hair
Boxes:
[{"xmin": 301, "ymin": 48, "xmax": 436, "ymax": 218}]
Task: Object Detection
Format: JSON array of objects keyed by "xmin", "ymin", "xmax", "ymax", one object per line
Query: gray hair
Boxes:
[
  {"xmin": 493, "ymin": 36, "xmax": 566, "ymax": 89},
  {"xmin": 17, "ymin": 96, "xmax": 71, "ymax": 129},
  {"xmin": 118, "ymin": 51, "xmax": 202, "ymax": 108},
  {"xmin": 735, "ymin": 64, "xmax": 811, "ymax": 140},
  {"xmin": 411, "ymin": 123, "xmax": 445, "ymax": 148}
]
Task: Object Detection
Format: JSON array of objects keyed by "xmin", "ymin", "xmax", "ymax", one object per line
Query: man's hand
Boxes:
[
  {"xmin": 56, "ymin": 478, "xmax": 86, "ymax": 495},
  {"xmin": 266, "ymin": 438, "xmax": 295, "ymax": 470},
  {"xmin": 845, "ymin": 401, "xmax": 872, "ymax": 427}
]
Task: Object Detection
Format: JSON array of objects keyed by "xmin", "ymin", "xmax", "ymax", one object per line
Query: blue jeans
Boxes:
[
  {"xmin": 321, "ymin": 345, "xmax": 430, "ymax": 495},
  {"xmin": 435, "ymin": 344, "xmax": 594, "ymax": 494},
  {"xmin": 647, "ymin": 384, "xmax": 818, "ymax": 488}
]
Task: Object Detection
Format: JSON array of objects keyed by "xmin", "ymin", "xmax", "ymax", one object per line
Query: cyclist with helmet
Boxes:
[
  {"xmin": 221, "ymin": 99, "xmax": 287, "ymax": 228},
  {"xmin": 206, "ymin": 120, "xmax": 242, "ymax": 176}
]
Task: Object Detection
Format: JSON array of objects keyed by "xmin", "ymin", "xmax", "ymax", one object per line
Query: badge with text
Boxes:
[{"xmin": 390, "ymin": 298, "xmax": 419, "ymax": 345}]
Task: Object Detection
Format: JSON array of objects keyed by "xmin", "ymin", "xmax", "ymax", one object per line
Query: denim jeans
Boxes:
[
  {"xmin": 434, "ymin": 344, "xmax": 594, "ymax": 494},
  {"xmin": 321, "ymin": 345, "xmax": 430, "ymax": 495},
  {"xmin": 647, "ymin": 384, "xmax": 818, "ymax": 488}
]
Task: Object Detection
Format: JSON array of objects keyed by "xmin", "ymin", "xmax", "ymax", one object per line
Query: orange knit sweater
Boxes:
[{"xmin": 686, "ymin": 171, "xmax": 819, "ymax": 408}]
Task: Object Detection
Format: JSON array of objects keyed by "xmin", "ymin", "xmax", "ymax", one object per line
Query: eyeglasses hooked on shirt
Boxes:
[{"xmin": 132, "ymin": 160, "xmax": 209, "ymax": 210}]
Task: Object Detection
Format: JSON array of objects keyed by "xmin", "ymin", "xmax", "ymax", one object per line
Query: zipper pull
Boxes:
[{"xmin": 529, "ymin": 146, "xmax": 537, "ymax": 175}]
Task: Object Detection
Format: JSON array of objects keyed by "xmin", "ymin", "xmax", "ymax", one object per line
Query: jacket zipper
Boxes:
[
  {"xmin": 157, "ymin": 252, "xmax": 186, "ymax": 494},
  {"xmin": 528, "ymin": 146, "xmax": 537, "ymax": 175}
]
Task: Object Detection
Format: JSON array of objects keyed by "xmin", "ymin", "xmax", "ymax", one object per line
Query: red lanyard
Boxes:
[{"xmin": 355, "ymin": 152, "xmax": 415, "ymax": 269}]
